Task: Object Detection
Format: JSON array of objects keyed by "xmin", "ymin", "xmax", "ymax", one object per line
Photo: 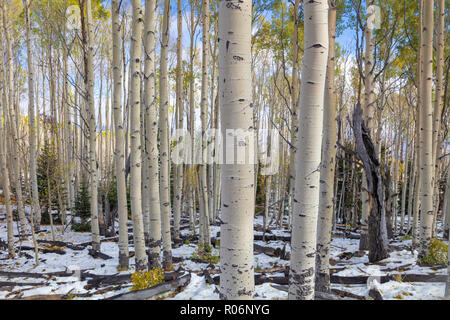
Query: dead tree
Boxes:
[{"xmin": 353, "ymin": 103, "xmax": 389, "ymax": 262}]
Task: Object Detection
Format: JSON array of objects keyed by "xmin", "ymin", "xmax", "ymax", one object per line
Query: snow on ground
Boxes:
[{"xmin": 0, "ymin": 205, "xmax": 448, "ymax": 300}]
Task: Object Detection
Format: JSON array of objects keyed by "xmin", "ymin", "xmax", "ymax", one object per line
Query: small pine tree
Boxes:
[
  {"xmin": 72, "ymin": 178, "xmax": 91, "ymax": 232},
  {"xmin": 37, "ymin": 141, "xmax": 61, "ymax": 224}
]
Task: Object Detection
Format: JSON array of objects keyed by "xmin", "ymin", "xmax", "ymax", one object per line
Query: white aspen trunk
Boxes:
[
  {"xmin": 83, "ymin": 0, "xmax": 101, "ymax": 252},
  {"xmin": 407, "ymin": 140, "xmax": 416, "ymax": 233},
  {"xmin": 218, "ymin": 0, "xmax": 255, "ymax": 300},
  {"xmin": 199, "ymin": 0, "xmax": 211, "ymax": 246},
  {"xmin": 392, "ymin": 125, "xmax": 400, "ymax": 234},
  {"xmin": 0, "ymin": 30, "xmax": 14, "ymax": 258},
  {"xmin": 1, "ymin": 1, "xmax": 27, "ymax": 236},
  {"xmin": 432, "ymin": 0, "xmax": 445, "ymax": 225},
  {"xmin": 159, "ymin": 0, "xmax": 173, "ymax": 268},
  {"xmin": 187, "ymin": 2, "xmax": 197, "ymax": 234},
  {"xmin": 63, "ymin": 45, "xmax": 75, "ymax": 212},
  {"xmin": 112, "ymin": 0, "xmax": 129, "ymax": 270},
  {"xmin": 287, "ymin": 0, "xmax": 300, "ymax": 224},
  {"xmin": 412, "ymin": 0, "xmax": 423, "ymax": 246},
  {"xmin": 129, "ymin": 0, "xmax": 147, "ymax": 271},
  {"xmin": 400, "ymin": 133, "xmax": 410, "ymax": 233},
  {"xmin": 418, "ymin": 0, "xmax": 434, "ymax": 258},
  {"xmin": 289, "ymin": 0, "xmax": 328, "ymax": 300},
  {"xmin": 0, "ymin": 112, "xmax": 14, "ymax": 258},
  {"xmin": 144, "ymin": 0, "xmax": 162, "ymax": 269},
  {"xmin": 173, "ymin": 0, "xmax": 184, "ymax": 240},
  {"xmin": 141, "ymin": 59, "xmax": 150, "ymax": 245},
  {"xmin": 316, "ymin": 0, "xmax": 336, "ymax": 294}
]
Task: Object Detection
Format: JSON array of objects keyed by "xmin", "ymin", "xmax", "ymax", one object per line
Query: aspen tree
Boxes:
[
  {"xmin": 199, "ymin": 0, "xmax": 211, "ymax": 246},
  {"xmin": 0, "ymin": 24, "xmax": 14, "ymax": 258},
  {"xmin": 129, "ymin": 0, "xmax": 147, "ymax": 271},
  {"xmin": 432, "ymin": 0, "xmax": 445, "ymax": 223},
  {"xmin": 218, "ymin": 0, "xmax": 255, "ymax": 300},
  {"xmin": 287, "ymin": 0, "xmax": 300, "ymax": 220},
  {"xmin": 112, "ymin": 0, "xmax": 129, "ymax": 269},
  {"xmin": 173, "ymin": 0, "xmax": 184, "ymax": 240},
  {"xmin": 316, "ymin": 0, "xmax": 337, "ymax": 294},
  {"xmin": 159, "ymin": 0, "xmax": 173, "ymax": 268},
  {"xmin": 2, "ymin": 0, "xmax": 27, "ymax": 236},
  {"xmin": 23, "ymin": 0, "xmax": 39, "ymax": 263},
  {"xmin": 400, "ymin": 129, "xmax": 410, "ymax": 233},
  {"xmin": 289, "ymin": 0, "xmax": 328, "ymax": 300},
  {"xmin": 418, "ymin": 0, "xmax": 434, "ymax": 258},
  {"xmin": 412, "ymin": 0, "xmax": 423, "ymax": 246},
  {"xmin": 144, "ymin": 0, "xmax": 162, "ymax": 269},
  {"xmin": 187, "ymin": 1, "xmax": 198, "ymax": 233},
  {"xmin": 80, "ymin": 0, "xmax": 101, "ymax": 252}
]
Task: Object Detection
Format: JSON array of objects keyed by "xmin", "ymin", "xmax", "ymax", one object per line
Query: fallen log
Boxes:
[
  {"xmin": 88, "ymin": 249, "xmax": 113, "ymax": 260},
  {"xmin": 0, "ymin": 269, "xmax": 100, "ymax": 282},
  {"xmin": 270, "ymin": 285, "xmax": 362, "ymax": 300},
  {"xmin": 37, "ymin": 240, "xmax": 85, "ymax": 251},
  {"xmin": 0, "ymin": 281, "xmax": 46, "ymax": 287},
  {"xmin": 106, "ymin": 274, "xmax": 191, "ymax": 300},
  {"xmin": 253, "ymin": 234, "xmax": 291, "ymax": 242},
  {"xmin": 19, "ymin": 246, "xmax": 66, "ymax": 255},
  {"xmin": 254, "ymin": 243, "xmax": 289, "ymax": 260},
  {"xmin": 331, "ymin": 273, "xmax": 447, "ymax": 285},
  {"xmin": 211, "ymin": 274, "xmax": 288, "ymax": 286}
]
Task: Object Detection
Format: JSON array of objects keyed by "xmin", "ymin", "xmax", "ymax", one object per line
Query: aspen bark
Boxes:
[
  {"xmin": 129, "ymin": 0, "xmax": 147, "ymax": 271},
  {"xmin": 400, "ymin": 134, "xmax": 410, "ymax": 233},
  {"xmin": 418, "ymin": 0, "xmax": 434, "ymax": 258},
  {"xmin": 288, "ymin": 0, "xmax": 328, "ymax": 300},
  {"xmin": 287, "ymin": 0, "xmax": 300, "ymax": 220},
  {"xmin": 144, "ymin": 0, "xmax": 162, "ymax": 269},
  {"xmin": 159, "ymin": 0, "xmax": 173, "ymax": 268},
  {"xmin": 316, "ymin": 0, "xmax": 336, "ymax": 294},
  {"xmin": 218, "ymin": 0, "xmax": 255, "ymax": 300},
  {"xmin": 432, "ymin": 0, "xmax": 445, "ymax": 224},
  {"xmin": 173, "ymin": 0, "xmax": 184, "ymax": 241},
  {"xmin": 412, "ymin": 0, "xmax": 423, "ymax": 246},
  {"xmin": 0, "ymin": 25, "xmax": 14, "ymax": 258},
  {"xmin": 81, "ymin": 0, "xmax": 101, "ymax": 252},
  {"xmin": 112, "ymin": 0, "xmax": 129, "ymax": 269},
  {"xmin": 199, "ymin": 0, "xmax": 211, "ymax": 246},
  {"xmin": 2, "ymin": 1, "xmax": 27, "ymax": 236}
]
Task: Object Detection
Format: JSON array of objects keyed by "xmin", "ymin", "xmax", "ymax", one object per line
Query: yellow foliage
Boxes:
[
  {"xmin": 130, "ymin": 269, "xmax": 164, "ymax": 292},
  {"xmin": 419, "ymin": 238, "xmax": 448, "ymax": 266},
  {"xmin": 191, "ymin": 244, "xmax": 220, "ymax": 264}
]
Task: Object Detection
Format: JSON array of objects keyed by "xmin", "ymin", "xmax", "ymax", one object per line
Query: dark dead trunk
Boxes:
[
  {"xmin": 353, "ymin": 103, "xmax": 389, "ymax": 263},
  {"xmin": 383, "ymin": 165, "xmax": 394, "ymax": 239}
]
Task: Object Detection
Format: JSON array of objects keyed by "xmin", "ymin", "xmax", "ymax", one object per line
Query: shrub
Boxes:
[
  {"xmin": 191, "ymin": 244, "xmax": 220, "ymax": 264},
  {"xmin": 419, "ymin": 238, "xmax": 448, "ymax": 266},
  {"xmin": 130, "ymin": 269, "xmax": 165, "ymax": 291},
  {"xmin": 400, "ymin": 234, "xmax": 411, "ymax": 241}
]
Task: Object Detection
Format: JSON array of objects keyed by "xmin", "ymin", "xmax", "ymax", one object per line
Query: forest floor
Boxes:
[{"xmin": 0, "ymin": 205, "xmax": 448, "ymax": 300}]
